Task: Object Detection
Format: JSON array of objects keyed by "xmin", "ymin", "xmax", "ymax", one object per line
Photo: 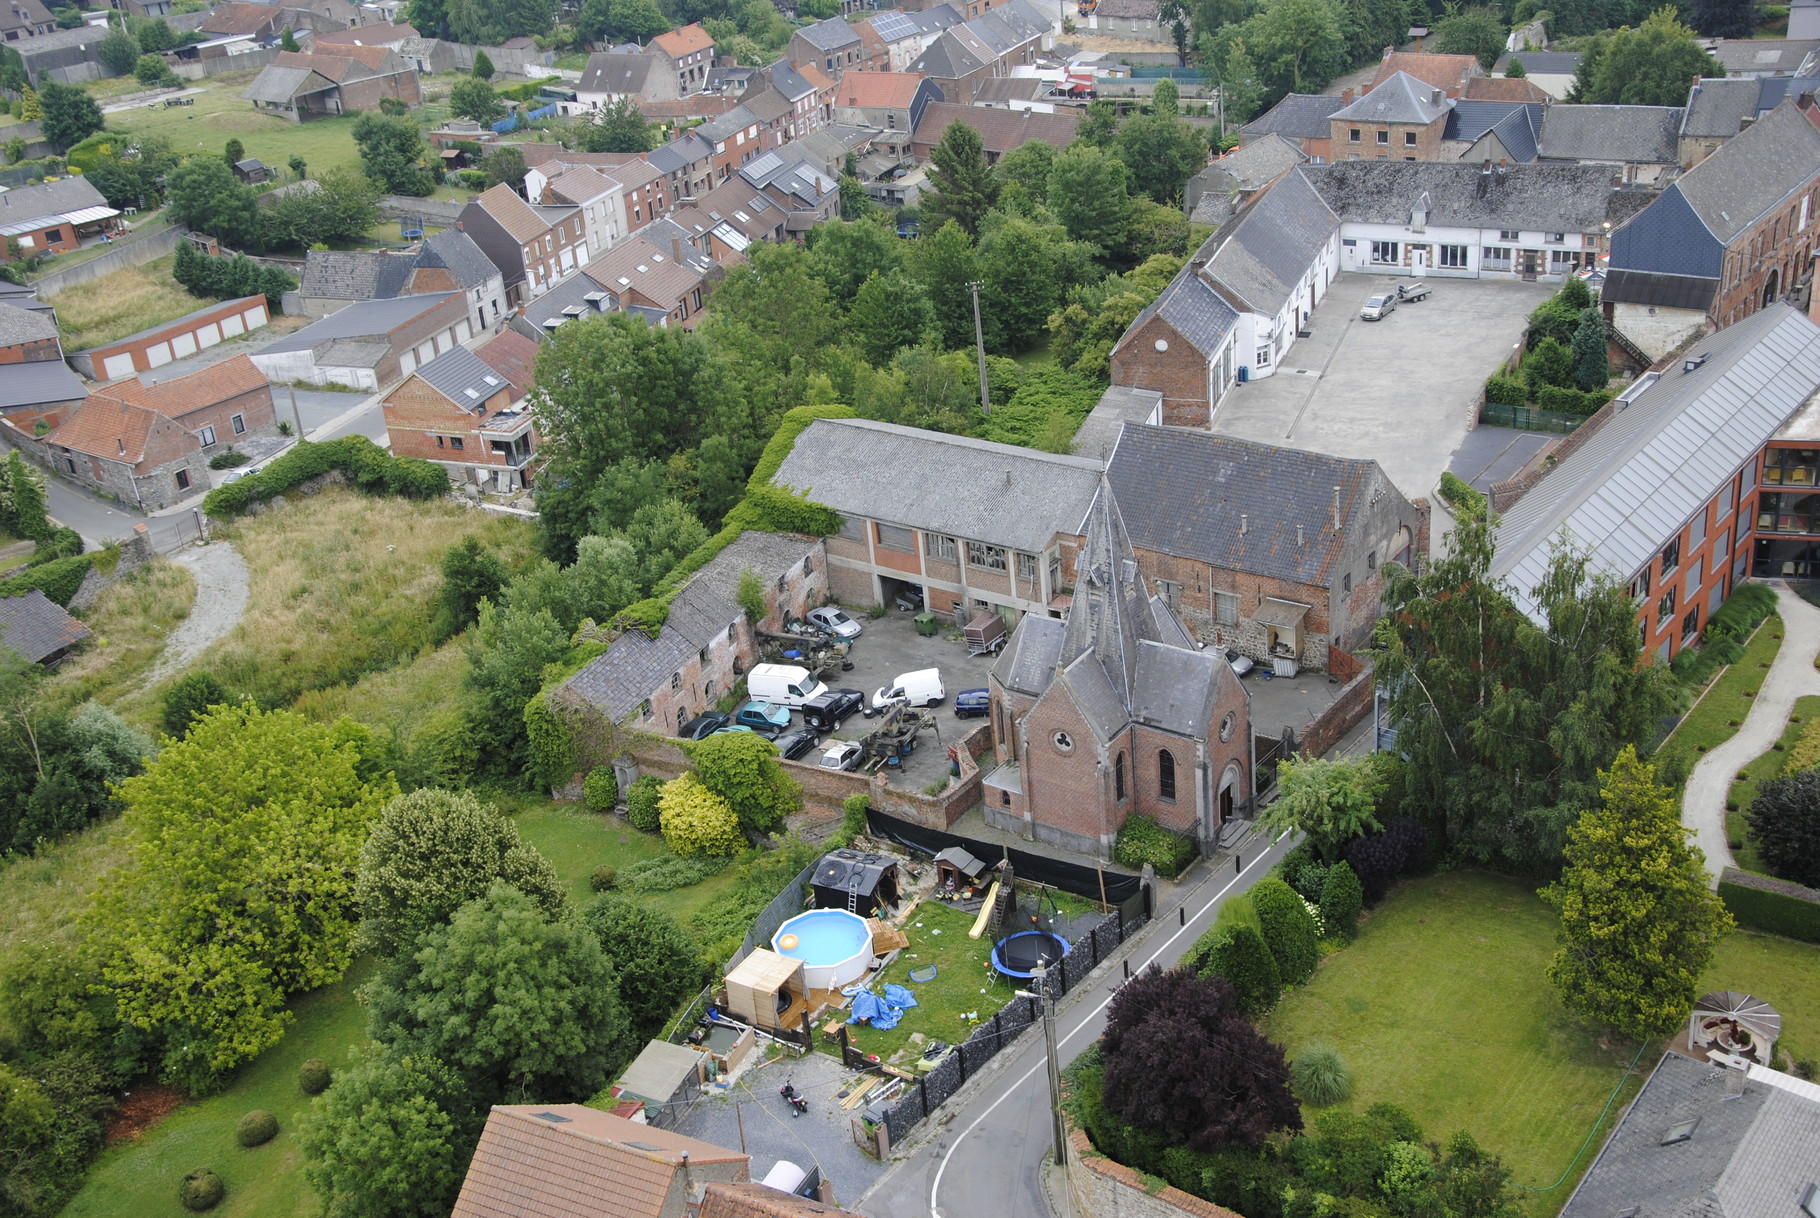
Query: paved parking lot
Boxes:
[
  {"xmin": 801, "ymin": 607, "xmax": 1006, "ymax": 792},
  {"xmin": 1209, "ymin": 272, "xmax": 1553, "ymax": 514}
]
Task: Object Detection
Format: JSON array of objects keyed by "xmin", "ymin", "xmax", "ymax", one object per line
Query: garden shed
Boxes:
[
  {"xmin": 810, "ymin": 848, "xmax": 902, "ymax": 917},
  {"xmin": 612, "ymin": 1040, "xmax": 707, "ymax": 1129},
  {"xmin": 1689, "ymin": 992, "xmax": 1780, "ymax": 1065},
  {"xmin": 934, "ymin": 845, "xmax": 989, "ymax": 890},
  {"xmin": 724, "ymin": 948, "xmax": 805, "ymax": 1033}
]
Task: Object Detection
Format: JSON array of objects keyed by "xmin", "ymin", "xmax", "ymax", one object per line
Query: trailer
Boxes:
[
  {"xmin": 963, "ymin": 611, "xmax": 1007, "ymax": 657},
  {"xmin": 1396, "ymin": 282, "xmax": 1431, "ymax": 303}
]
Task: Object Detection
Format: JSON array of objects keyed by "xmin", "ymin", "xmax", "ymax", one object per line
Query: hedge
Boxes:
[
  {"xmin": 1438, "ymin": 471, "xmax": 1486, "ymax": 519},
  {"xmin": 202, "ymin": 436, "xmax": 450, "ymax": 518},
  {"xmin": 1113, "ymin": 812, "xmax": 1197, "ymax": 877},
  {"xmin": 1535, "ymin": 384, "xmax": 1613, "ymax": 416},
  {"xmin": 0, "ymin": 552, "xmax": 92, "ymax": 606},
  {"xmin": 1719, "ymin": 872, "xmax": 1820, "ymax": 943},
  {"xmin": 1484, "ymin": 375, "xmax": 1526, "ymax": 407}
]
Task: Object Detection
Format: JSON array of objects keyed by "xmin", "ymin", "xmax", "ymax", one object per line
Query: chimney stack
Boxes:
[
  {"xmin": 1240, "ymin": 512, "xmax": 1248, "ymax": 535},
  {"xmin": 1332, "ymin": 485, "xmax": 1341, "ymax": 530},
  {"xmin": 1296, "ymin": 524, "xmax": 1304, "ymax": 547},
  {"xmin": 1342, "ymin": 87, "xmax": 1355, "ymax": 104}
]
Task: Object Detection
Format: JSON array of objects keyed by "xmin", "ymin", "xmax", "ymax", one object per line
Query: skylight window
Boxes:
[
  {"xmin": 532, "ymin": 1111, "xmax": 572, "ymax": 1123},
  {"xmin": 1659, "ymin": 1118, "xmax": 1699, "ymax": 1146},
  {"xmin": 464, "ymin": 388, "xmax": 479, "ymax": 399},
  {"xmin": 617, "ymin": 276, "xmax": 631, "ymax": 286}
]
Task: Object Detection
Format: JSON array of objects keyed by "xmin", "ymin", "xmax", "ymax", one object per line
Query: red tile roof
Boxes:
[
  {"xmin": 652, "ymin": 22, "xmax": 713, "ymax": 59},
  {"xmin": 202, "ymin": 2, "xmax": 277, "ymax": 35},
  {"xmin": 102, "ymin": 354, "xmax": 268, "ymax": 421},
  {"xmin": 474, "ymin": 330, "xmax": 537, "ymax": 402},
  {"xmin": 1369, "ymin": 51, "xmax": 1481, "ymax": 96},
  {"xmin": 1462, "ymin": 75, "xmax": 1551, "ymax": 103},
  {"xmin": 698, "ymin": 1182, "xmax": 852, "ymax": 1218},
  {"xmin": 835, "ymin": 72, "xmax": 925, "ymax": 109},
  {"xmin": 315, "ymin": 21, "xmax": 418, "ymax": 45},
  {"xmin": 48, "ymin": 393, "xmax": 156, "ymax": 463}
]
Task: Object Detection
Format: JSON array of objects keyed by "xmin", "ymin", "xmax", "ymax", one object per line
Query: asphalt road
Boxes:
[{"xmin": 853, "ymin": 830, "xmax": 1298, "ymax": 1218}]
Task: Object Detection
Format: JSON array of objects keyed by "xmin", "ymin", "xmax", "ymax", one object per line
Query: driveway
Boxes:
[{"xmin": 1208, "ymin": 272, "xmax": 1554, "ymax": 515}]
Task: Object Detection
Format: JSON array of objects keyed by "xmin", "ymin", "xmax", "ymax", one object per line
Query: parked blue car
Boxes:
[{"xmin": 733, "ymin": 700, "xmax": 792, "ymax": 738}]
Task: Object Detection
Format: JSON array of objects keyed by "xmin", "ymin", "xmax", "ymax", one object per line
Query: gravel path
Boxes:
[
  {"xmin": 1679, "ymin": 584, "xmax": 1820, "ymax": 886},
  {"xmin": 140, "ymin": 542, "xmax": 250, "ymax": 691}
]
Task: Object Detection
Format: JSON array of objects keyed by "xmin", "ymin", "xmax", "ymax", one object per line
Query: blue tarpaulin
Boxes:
[
  {"xmin": 884, "ymin": 984, "xmax": 918, "ymax": 1009},
  {"xmin": 848, "ymin": 984, "xmax": 917, "ymax": 1030}
]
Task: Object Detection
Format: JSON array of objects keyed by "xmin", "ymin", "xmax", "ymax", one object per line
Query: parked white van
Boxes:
[
  {"xmin": 747, "ymin": 663, "xmax": 829, "ymax": 708},
  {"xmin": 872, "ymin": 668, "xmax": 945, "ymax": 710}
]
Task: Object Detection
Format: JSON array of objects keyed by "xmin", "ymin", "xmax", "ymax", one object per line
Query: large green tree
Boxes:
[
  {"xmin": 449, "ymin": 76, "xmax": 502, "ymax": 123},
  {"xmin": 1262, "ymin": 754, "xmax": 1387, "ymax": 862},
  {"xmin": 355, "ymin": 788, "xmax": 567, "ymax": 957},
  {"xmin": 365, "ymin": 881, "xmax": 626, "ymax": 1099},
  {"xmin": 300, "ymin": 1051, "xmax": 478, "ymax": 1218},
  {"xmin": 352, "ymin": 113, "xmax": 437, "ymax": 196},
  {"xmin": 577, "ymin": 96, "xmax": 655, "ymax": 153},
  {"xmin": 577, "ymin": 0, "xmax": 669, "ymax": 42},
  {"xmin": 1688, "ymin": 0, "xmax": 1752, "ymax": 38},
  {"xmin": 89, "ymin": 704, "xmax": 394, "ymax": 1091},
  {"xmin": 1242, "ymin": 0, "xmax": 1348, "ymax": 95},
  {"xmin": 165, "ymin": 156, "xmax": 259, "ymax": 248},
  {"xmin": 806, "ymin": 217, "xmax": 903, "ymax": 307},
  {"xmin": 922, "ymin": 121, "xmax": 1000, "ymax": 236},
  {"xmin": 1371, "ymin": 517, "xmax": 1673, "ymax": 869},
  {"xmin": 979, "ymin": 215, "xmax": 1069, "ymax": 354},
  {"xmin": 995, "ymin": 139, "xmax": 1056, "ymax": 204},
  {"xmin": 445, "ymin": 0, "xmax": 556, "ymax": 44},
  {"xmin": 581, "ymin": 896, "xmax": 710, "ymax": 1037},
  {"xmin": 1115, "ymin": 112, "xmax": 1209, "ymax": 204},
  {"xmin": 1049, "ymin": 143, "xmax": 1131, "ymax": 255},
  {"xmin": 1582, "ymin": 8, "xmax": 1719, "ymax": 106},
  {"xmin": 1431, "ymin": 5, "xmax": 1506, "ymax": 70},
  {"xmin": 1745, "ymin": 767, "xmax": 1820, "ymax": 887},
  {"xmin": 906, "ymin": 219, "xmax": 981, "ymax": 350},
  {"xmin": 687, "ymin": 729, "xmax": 802, "ymax": 835},
  {"xmin": 1541, "ymin": 747, "xmax": 1732, "ymax": 1039},
  {"xmin": 259, "ymin": 166, "xmax": 382, "ymax": 251},
  {"xmin": 848, "ymin": 269, "xmax": 935, "ymax": 365},
  {"xmin": 37, "ymin": 81, "xmax": 103, "ymax": 151},
  {"xmin": 463, "ymin": 599, "xmax": 570, "ymax": 780}
]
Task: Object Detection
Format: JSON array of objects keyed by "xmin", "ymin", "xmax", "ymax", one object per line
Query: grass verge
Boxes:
[
  {"xmin": 202, "ymin": 488, "xmax": 535, "ymax": 708},
  {"xmin": 1264, "ymin": 871, "xmax": 1643, "ymax": 1216},
  {"xmin": 1661, "ymin": 614, "xmax": 1784, "ymax": 758},
  {"xmin": 1723, "ymin": 693, "xmax": 1820, "ymax": 875},
  {"xmin": 59, "ymin": 959, "xmax": 374, "ymax": 1218},
  {"xmin": 48, "ymin": 255, "xmax": 219, "ymax": 352}
]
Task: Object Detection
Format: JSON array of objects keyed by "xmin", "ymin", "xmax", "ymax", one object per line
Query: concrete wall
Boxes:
[
  {"xmin": 172, "ymin": 46, "xmax": 281, "ymax": 79},
  {"xmin": 36, "ymin": 224, "xmax": 185, "ymax": 299}
]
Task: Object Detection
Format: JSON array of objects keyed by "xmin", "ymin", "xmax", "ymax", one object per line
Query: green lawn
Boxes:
[
  {"xmin": 1724, "ymin": 693, "xmax": 1820, "ymax": 874},
  {"xmin": 1701, "ymin": 928, "xmax": 1820, "ymax": 1068},
  {"xmin": 62, "ymin": 959, "xmax": 375, "ymax": 1218},
  {"xmin": 510, "ymin": 800, "xmax": 743, "ymax": 924},
  {"xmin": 1663, "ymin": 615, "xmax": 1785, "ymax": 756},
  {"xmin": 103, "ymin": 70, "xmax": 370, "ymax": 182},
  {"xmin": 1264, "ymin": 871, "xmax": 1644, "ymax": 1216},
  {"xmin": 855, "ymin": 899, "xmax": 1014, "ymax": 1065}
]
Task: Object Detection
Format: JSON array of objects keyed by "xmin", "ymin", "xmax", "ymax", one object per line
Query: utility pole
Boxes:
[
  {"xmin": 1019, "ymin": 960, "xmax": 1068, "ymax": 1167},
  {"xmin": 968, "ymin": 279, "xmax": 990, "ymax": 414},
  {"xmin": 287, "ymin": 385, "xmax": 305, "ymax": 440}
]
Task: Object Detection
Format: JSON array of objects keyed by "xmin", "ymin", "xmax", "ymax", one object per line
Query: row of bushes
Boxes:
[
  {"xmin": 201, "ymin": 435, "xmax": 449, "ymax": 518},
  {"xmin": 1485, "ymin": 375, "xmax": 1614, "ymax": 417},
  {"xmin": 0, "ymin": 550, "xmax": 94, "ymax": 605},
  {"xmin": 1113, "ymin": 812, "xmax": 1197, "ymax": 877},
  {"xmin": 1706, "ymin": 582, "xmax": 1778, "ymax": 642},
  {"xmin": 1438, "ymin": 471, "xmax": 1487, "ymax": 519},
  {"xmin": 1719, "ymin": 874, "xmax": 1820, "ymax": 943}
]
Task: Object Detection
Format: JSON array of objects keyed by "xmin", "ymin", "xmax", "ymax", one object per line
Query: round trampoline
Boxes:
[{"xmin": 991, "ymin": 930, "xmax": 1070, "ymax": 979}]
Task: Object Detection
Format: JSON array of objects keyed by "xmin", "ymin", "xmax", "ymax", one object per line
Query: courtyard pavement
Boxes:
[
  {"xmin": 1208, "ymin": 272, "xmax": 1554, "ymax": 521},
  {"xmin": 1680, "ymin": 584, "xmax": 1820, "ymax": 885}
]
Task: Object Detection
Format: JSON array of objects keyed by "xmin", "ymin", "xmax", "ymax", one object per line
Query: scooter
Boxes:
[{"xmin": 780, "ymin": 1080, "xmax": 808, "ymax": 1117}]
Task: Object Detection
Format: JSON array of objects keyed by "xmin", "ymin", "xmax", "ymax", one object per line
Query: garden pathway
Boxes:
[
  {"xmin": 139, "ymin": 542, "xmax": 249, "ymax": 691},
  {"xmin": 1681, "ymin": 585, "xmax": 1820, "ymax": 886}
]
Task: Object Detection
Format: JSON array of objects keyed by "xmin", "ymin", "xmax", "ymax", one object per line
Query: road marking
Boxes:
[{"xmin": 926, "ymin": 840, "xmax": 1285, "ymax": 1218}]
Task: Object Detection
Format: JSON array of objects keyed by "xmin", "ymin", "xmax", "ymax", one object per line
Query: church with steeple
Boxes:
[{"xmin": 981, "ymin": 480, "xmax": 1251, "ymax": 861}]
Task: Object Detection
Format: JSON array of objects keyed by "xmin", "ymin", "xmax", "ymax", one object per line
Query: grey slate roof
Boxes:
[
  {"xmin": 1240, "ymin": 93, "xmax": 1343, "ymax": 140},
  {"xmin": 1494, "ymin": 305, "xmax": 1820, "ymax": 618},
  {"xmin": 1491, "ymin": 50, "xmax": 1581, "ymax": 74},
  {"xmin": 1107, "ymin": 423, "xmax": 1375, "ymax": 586},
  {"xmin": 416, "ymin": 228, "xmax": 501, "ymax": 290},
  {"xmin": 1680, "ymin": 76, "xmax": 1763, "ymax": 137},
  {"xmin": 1330, "ymin": 71, "xmax": 1451, "ymax": 124},
  {"xmin": 1711, "ymin": 37, "xmax": 1818, "ymax": 75},
  {"xmin": 763, "ymin": 59, "xmax": 817, "ymax": 102},
  {"xmin": 578, "ymin": 52, "xmax": 654, "ymax": 95},
  {"xmin": 0, "ymin": 300, "xmax": 57, "ymax": 346},
  {"xmin": 299, "ymin": 249, "xmax": 413, "ymax": 301},
  {"xmin": 564, "ymin": 531, "xmax": 817, "ymax": 721},
  {"xmin": 648, "ymin": 132, "xmax": 713, "ymax": 173},
  {"xmin": 414, "ymin": 342, "xmax": 511, "ymax": 406},
  {"xmin": 259, "ymin": 292, "xmax": 458, "ymax": 354},
  {"xmin": 0, "ymin": 360, "xmax": 85, "ymax": 409},
  {"xmin": 1125, "ymin": 268, "xmax": 1238, "ymax": 359},
  {"xmin": 771, "ymin": 418, "xmax": 1103, "ymax": 553},
  {"xmin": 1302, "ymin": 160, "xmax": 1626, "ymax": 233},
  {"xmin": 697, "ymin": 103, "xmax": 758, "ymax": 142},
  {"xmin": 1558, "ymin": 1054, "xmax": 1820, "ymax": 1218},
  {"xmin": 515, "ymin": 269, "xmax": 615, "ymax": 338},
  {"xmin": 1676, "ymin": 100, "xmax": 1820, "ymax": 242},
  {"xmin": 0, "ymin": 589, "xmax": 89, "ymax": 663},
  {"xmin": 0, "ymin": 176, "xmax": 107, "ymax": 221},
  {"xmin": 242, "ymin": 65, "xmax": 331, "ymax": 103},
  {"xmin": 1073, "ymin": 385, "xmax": 1162, "ymax": 462},
  {"xmin": 993, "ymin": 613, "xmax": 1067, "ymax": 695},
  {"xmin": 1536, "ymin": 104, "xmax": 1683, "ymax": 164},
  {"xmin": 1195, "ymin": 167, "xmax": 1339, "ymax": 317},
  {"xmin": 1197, "ymin": 133, "xmax": 1307, "ymax": 192},
  {"xmin": 1443, "ymin": 99, "xmax": 1536, "ymax": 144},
  {"xmin": 795, "ymin": 15, "xmax": 860, "ymax": 50}
]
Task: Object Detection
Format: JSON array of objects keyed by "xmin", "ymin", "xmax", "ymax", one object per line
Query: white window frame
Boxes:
[
  {"xmin": 1370, "ymin": 240, "xmax": 1399, "ymax": 264},
  {"xmin": 198, "ymin": 424, "xmax": 217, "ymax": 446}
]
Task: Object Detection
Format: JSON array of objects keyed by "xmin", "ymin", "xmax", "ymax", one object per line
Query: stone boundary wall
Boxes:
[
  {"xmin": 1296, "ymin": 665, "xmax": 1375, "ymax": 759},
  {"xmin": 1066, "ymin": 1129, "xmax": 1241, "ymax": 1218},
  {"xmin": 67, "ymin": 524, "xmax": 154, "ymax": 611}
]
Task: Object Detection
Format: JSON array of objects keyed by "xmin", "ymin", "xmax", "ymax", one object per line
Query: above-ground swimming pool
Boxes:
[
  {"xmin": 992, "ymin": 929, "xmax": 1070, "ymax": 979},
  {"xmin": 772, "ymin": 908, "xmax": 874, "ymax": 990}
]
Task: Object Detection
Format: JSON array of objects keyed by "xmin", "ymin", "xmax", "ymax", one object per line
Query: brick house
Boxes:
[
  {"xmin": 0, "ymin": 176, "xmax": 118, "ymax": 262},
  {"xmin": 98, "ymin": 354, "xmax": 278, "ymax": 455},
  {"xmin": 296, "ymin": 231, "xmax": 505, "ymax": 333},
  {"xmin": 241, "ymin": 46, "xmax": 421, "ymax": 121},
  {"xmin": 983, "ymin": 484, "xmax": 1251, "ymax": 858},
  {"xmin": 909, "ymin": 101, "xmax": 1081, "ymax": 161},
  {"xmin": 539, "ymin": 166, "xmax": 627, "ymax": 259},
  {"xmin": 381, "ymin": 337, "xmax": 536, "ymax": 491},
  {"xmin": 521, "ymin": 148, "xmax": 671, "ymax": 232},
  {"xmin": 647, "ymin": 132, "xmax": 716, "ymax": 203},
  {"xmin": 834, "ymin": 72, "xmax": 943, "ymax": 163},
  {"xmin": 581, "ymin": 225, "xmax": 719, "ymax": 326},
  {"xmin": 1105, "ymin": 423, "xmax": 1427, "ymax": 669},
  {"xmin": 0, "ymin": 0, "xmax": 56, "ymax": 41},
  {"xmin": 1492, "ymin": 304, "xmax": 1820, "ymax": 661},
  {"xmin": 0, "ymin": 302, "xmax": 86, "ymax": 418},
  {"xmin": 457, "ymin": 183, "xmax": 588, "ymax": 305},
  {"xmin": 772, "ymin": 418, "xmax": 1104, "ymax": 622},
  {"xmin": 906, "ymin": 0, "xmax": 1049, "ymax": 105},
  {"xmin": 1368, "ymin": 50, "xmax": 1483, "ymax": 99},
  {"xmin": 1239, "ymin": 94, "xmax": 1344, "ymax": 160},
  {"xmin": 649, "ymin": 23, "xmax": 714, "ymax": 96},
  {"xmin": 561, "ymin": 531, "xmax": 826, "ymax": 737},
  {"xmin": 451, "ymin": 1106, "xmax": 748, "ymax": 1218},
  {"xmin": 574, "ymin": 52, "xmax": 672, "ymax": 107},
  {"xmin": 859, "ymin": 6, "xmax": 963, "ymax": 72},
  {"xmin": 1328, "ymin": 72, "xmax": 1453, "ymax": 162},
  {"xmin": 248, "ymin": 291, "xmax": 470, "ymax": 389},
  {"xmin": 1604, "ymin": 100, "xmax": 1820, "ymax": 351},
  {"xmin": 696, "ymin": 103, "xmax": 783, "ymax": 185},
  {"xmin": 789, "ymin": 16, "xmax": 865, "ymax": 77},
  {"xmin": 34, "ymin": 394, "xmax": 208, "ymax": 509},
  {"xmin": 1534, "ymin": 104, "xmax": 1684, "ymax": 184}
]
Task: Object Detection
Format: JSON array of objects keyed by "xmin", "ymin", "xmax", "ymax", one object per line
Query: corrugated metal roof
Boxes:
[{"xmin": 1493, "ymin": 305, "xmax": 1820, "ymax": 618}]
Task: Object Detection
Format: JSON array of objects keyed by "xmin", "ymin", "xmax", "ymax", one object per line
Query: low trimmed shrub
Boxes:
[
  {"xmin": 1536, "ymin": 384, "xmax": 1613, "ymax": 416},
  {"xmin": 1291, "ymin": 1045, "xmax": 1353, "ymax": 1106},
  {"xmin": 625, "ymin": 774, "xmax": 663, "ymax": 833},
  {"xmin": 298, "ymin": 1059, "xmax": 331, "ymax": 1095},
  {"xmin": 1200, "ymin": 924, "xmax": 1281, "ymax": 1016},
  {"xmin": 1113, "ymin": 813, "xmax": 1197, "ymax": 877},
  {"xmin": 1438, "ymin": 471, "xmax": 1487, "ymax": 519},
  {"xmin": 235, "ymin": 1110, "xmax": 278, "ymax": 1147},
  {"xmin": 583, "ymin": 765, "xmax": 618, "ymax": 812},
  {"xmin": 589, "ymin": 864, "xmax": 618, "ymax": 892},
  {"xmin": 1484, "ymin": 375, "xmax": 1526, "ymax": 407},
  {"xmin": 1319, "ymin": 861, "xmax": 1363, "ymax": 940},
  {"xmin": 208, "ymin": 447, "xmax": 251, "ymax": 470},
  {"xmin": 1251, "ymin": 877, "xmax": 1320, "ymax": 983},
  {"xmin": 618, "ymin": 852, "xmax": 731, "ymax": 893},
  {"xmin": 179, "ymin": 1168, "xmax": 225, "ymax": 1212},
  {"xmin": 1718, "ymin": 876, "xmax": 1820, "ymax": 943}
]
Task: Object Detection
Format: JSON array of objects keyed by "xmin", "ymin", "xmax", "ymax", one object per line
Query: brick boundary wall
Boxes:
[
  {"xmin": 1295, "ymin": 665, "xmax": 1375, "ymax": 759},
  {"xmin": 1066, "ymin": 1129, "xmax": 1242, "ymax": 1218}
]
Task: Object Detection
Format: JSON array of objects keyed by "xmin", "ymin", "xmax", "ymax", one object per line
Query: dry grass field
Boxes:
[
  {"xmin": 48, "ymin": 256, "xmax": 218, "ymax": 351},
  {"xmin": 46, "ymin": 558, "xmax": 196, "ymax": 725}
]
